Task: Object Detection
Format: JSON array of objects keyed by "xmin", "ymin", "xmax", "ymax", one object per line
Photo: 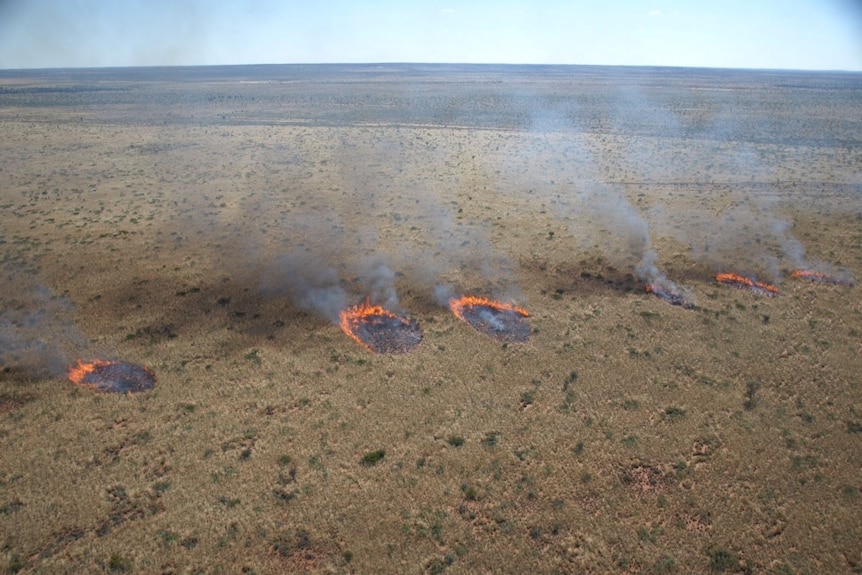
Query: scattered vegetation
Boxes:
[
  {"xmin": 217, "ymin": 495, "xmax": 241, "ymax": 508},
  {"xmin": 481, "ymin": 432, "xmax": 501, "ymax": 448},
  {"xmin": 652, "ymin": 555, "xmax": 677, "ymax": 574},
  {"xmin": 621, "ymin": 434, "xmax": 639, "ymax": 447},
  {"xmin": 271, "ymin": 528, "xmax": 312, "ymax": 558},
  {"xmin": 278, "ymin": 454, "xmax": 294, "ymax": 466},
  {"xmin": 460, "ymin": 483, "xmax": 478, "ymax": 501},
  {"xmin": 561, "ymin": 370, "xmax": 578, "ymax": 406},
  {"xmin": 6, "ymin": 554, "xmax": 26, "ymax": 574},
  {"xmin": 0, "ymin": 499, "xmax": 24, "ymax": 516},
  {"xmin": 743, "ymin": 381, "xmax": 761, "ymax": 410},
  {"xmin": 360, "ymin": 449, "xmax": 386, "ymax": 466},
  {"xmin": 706, "ymin": 545, "xmax": 738, "ymax": 572},
  {"xmin": 637, "ymin": 525, "xmax": 664, "ymax": 543},
  {"xmin": 108, "ymin": 553, "xmax": 132, "ymax": 572},
  {"xmin": 2, "ymin": 65, "xmax": 858, "ymax": 575},
  {"xmin": 244, "ymin": 348, "xmax": 262, "ymax": 365},
  {"xmin": 846, "ymin": 421, "xmax": 862, "ymax": 434}
]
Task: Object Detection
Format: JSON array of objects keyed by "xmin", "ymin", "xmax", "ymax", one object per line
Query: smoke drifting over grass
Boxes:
[
  {"xmin": 647, "ymin": 180, "xmax": 848, "ymax": 284},
  {"xmin": 261, "ymin": 250, "xmax": 348, "ymax": 324},
  {"xmin": 261, "ymin": 250, "xmax": 407, "ymax": 324},
  {"xmin": 497, "ymin": 99, "xmax": 689, "ymax": 297},
  {"xmin": 0, "ymin": 276, "xmax": 93, "ymax": 379},
  {"xmin": 402, "ymin": 179, "xmax": 525, "ymax": 307},
  {"xmin": 255, "ymin": 209, "xmax": 406, "ymax": 322},
  {"xmin": 499, "ymin": 77, "xmax": 856, "ymax": 292},
  {"xmin": 359, "ymin": 257, "xmax": 400, "ymax": 310},
  {"xmin": 254, "ymin": 128, "xmax": 525, "ymax": 320},
  {"xmin": 572, "ymin": 179, "xmax": 690, "ymax": 299},
  {"xmin": 413, "ymin": 202, "xmax": 524, "ymax": 307}
]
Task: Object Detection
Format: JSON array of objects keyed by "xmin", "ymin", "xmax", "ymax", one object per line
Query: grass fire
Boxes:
[
  {"xmin": 448, "ymin": 295, "xmax": 531, "ymax": 343},
  {"xmin": 714, "ymin": 273, "xmax": 780, "ymax": 297},
  {"xmin": 67, "ymin": 359, "xmax": 157, "ymax": 393},
  {"xmin": 338, "ymin": 299, "xmax": 423, "ymax": 354},
  {"xmin": 790, "ymin": 269, "xmax": 854, "ymax": 287}
]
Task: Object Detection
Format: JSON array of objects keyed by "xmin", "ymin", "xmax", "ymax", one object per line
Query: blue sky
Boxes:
[{"xmin": 1, "ymin": 0, "xmax": 860, "ymax": 70}]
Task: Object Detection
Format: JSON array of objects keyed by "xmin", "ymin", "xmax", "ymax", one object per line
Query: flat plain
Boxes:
[{"xmin": 1, "ymin": 64, "xmax": 861, "ymax": 574}]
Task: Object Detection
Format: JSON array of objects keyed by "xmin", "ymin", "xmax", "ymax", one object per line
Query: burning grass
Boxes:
[
  {"xmin": 449, "ymin": 295, "xmax": 531, "ymax": 343},
  {"xmin": 67, "ymin": 359, "xmax": 157, "ymax": 393},
  {"xmin": 339, "ymin": 299, "xmax": 423, "ymax": 354},
  {"xmin": 645, "ymin": 283, "xmax": 694, "ymax": 309},
  {"xmin": 790, "ymin": 270, "xmax": 854, "ymax": 287},
  {"xmin": 714, "ymin": 273, "xmax": 780, "ymax": 297}
]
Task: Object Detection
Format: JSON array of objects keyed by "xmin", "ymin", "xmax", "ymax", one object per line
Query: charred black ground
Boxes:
[
  {"xmin": 345, "ymin": 313, "xmax": 424, "ymax": 354},
  {"xmin": 69, "ymin": 360, "xmax": 157, "ymax": 393},
  {"xmin": 456, "ymin": 304, "xmax": 531, "ymax": 343},
  {"xmin": 645, "ymin": 285, "xmax": 695, "ymax": 309}
]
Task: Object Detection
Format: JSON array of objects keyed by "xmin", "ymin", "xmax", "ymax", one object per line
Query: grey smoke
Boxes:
[
  {"xmin": 0, "ymin": 282, "xmax": 92, "ymax": 378},
  {"xmin": 261, "ymin": 250, "xmax": 347, "ymax": 324},
  {"xmin": 359, "ymin": 257, "xmax": 400, "ymax": 310}
]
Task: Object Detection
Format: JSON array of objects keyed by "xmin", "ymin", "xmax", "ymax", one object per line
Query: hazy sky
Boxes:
[{"xmin": 1, "ymin": 0, "xmax": 860, "ymax": 71}]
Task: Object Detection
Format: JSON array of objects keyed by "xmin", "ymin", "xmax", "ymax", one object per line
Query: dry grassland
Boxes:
[{"xmin": 1, "ymin": 65, "xmax": 861, "ymax": 574}]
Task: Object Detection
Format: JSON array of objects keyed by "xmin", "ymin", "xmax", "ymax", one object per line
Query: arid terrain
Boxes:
[{"xmin": 1, "ymin": 64, "xmax": 861, "ymax": 574}]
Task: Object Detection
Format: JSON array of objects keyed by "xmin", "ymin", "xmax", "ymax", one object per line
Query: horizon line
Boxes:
[{"xmin": 2, "ymin": 62, "xmax": 861, "ymax": 75}]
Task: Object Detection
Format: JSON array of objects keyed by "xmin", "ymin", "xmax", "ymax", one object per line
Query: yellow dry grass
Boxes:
[{"xmin": 1, "ymin": 66, "xmax": 861, "ymax": 574}]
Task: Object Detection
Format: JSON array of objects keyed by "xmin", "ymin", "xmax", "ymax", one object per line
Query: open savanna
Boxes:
[{"xmin": 1, "ymin": 65, "xmax": 861, "ymax": 574}]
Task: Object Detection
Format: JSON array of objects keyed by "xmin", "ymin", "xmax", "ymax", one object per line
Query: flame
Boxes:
[
  {"xmin": 715, "ymin": 273, "xmax": 780, "ymax": 296},
  {"xmin": 790, "ymin": 269, "xmax": 853, "ymax": 286},
  {"xmin": 339, "ymin": 298, "xmax": 397, "ymax": 352},
  {"xmin": 67, "ymin": 358, "xmax": 111, "ymax": 386},
  {"xmin": 67, "ymin": 358, "xmax": 157, "ymax": 393},
  {"xmin": 448, "ymin": 295, "xmax": 529, "ymax": 320}
]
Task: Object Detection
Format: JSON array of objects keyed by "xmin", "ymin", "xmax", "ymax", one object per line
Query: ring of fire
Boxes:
[
  {"xmin": 339, "ymin": 300, "xmax": 423, "ymax": 354},
  {"xmin": 68, "ymin": 359, "xmax": 157, "ymax": 393},
  {"xmin": 449, "ymin": 295, "xmax": 531, "ymax": 343}
]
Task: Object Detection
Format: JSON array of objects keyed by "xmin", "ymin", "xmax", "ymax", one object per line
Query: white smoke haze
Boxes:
[
  {"xmin": 151, "ymin": 69, "xmax": 856, "ymax": 329},
  {"xmin": 571, "ymin": 178, "xmax": 687, "ymax": 295},
  {"xmin": 358, "ymin": 257, "xmax": 400, "ymax": 310},
  {"xmin": 515, "ymin": 78, "xmax": 848, "ymax": 288},
  {"xmin": 255, "ymin": 126, "xmax": 528, "ymax": 321},
  {"xmin": 432, "ymin": 283, "xmax": 457, "ymax": 307},
  {"xmin": 771, "ymin": 219, "xmax": 807, "ymax": 269},
  {"xmin": 770, "ymin": 218, "xmax": 855, "ymax": 284},
  {"xmin": 0, "ymin": 277, "xmax": 95, "ymax": 379},
  {"xmin": 260, "ymin": 250, "xmax": 348, "ymax": 324},
  {"xmin": 645, "ymin": 166, "xmax": 818, "ymax": 283},
  {"xmin": 334, "ymin": 132, "xmax": 527, "ymax": 309},
  {"xmin": 414, "ymin": 194, "xmax": 525, "ymax": 307},
  {"xmin": 501, "ymin": 97, "xmax": 688, "ymax": 295}
]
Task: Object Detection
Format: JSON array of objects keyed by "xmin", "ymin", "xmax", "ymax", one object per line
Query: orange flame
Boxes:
[
  {"xmin": 448, "ymin": 295, "xmax": 529, "ymax": 320},
  {"xmin": 68, "ymin": 359, "xmax": 111, "ymax": 386},
  {"xmin": 791, "ymin": 270, "xmax": 820, "ymax": 280},
  {"xmin": 715, "ymin": 273, "xmax": 780, "ymax": 296},
  {"xmin": 339, "ymin": 298, "xmax": 398, "ymax": 351},
  {"xmin": 67, "ymin": 358, "xmax": 157, "ymax": 393}
]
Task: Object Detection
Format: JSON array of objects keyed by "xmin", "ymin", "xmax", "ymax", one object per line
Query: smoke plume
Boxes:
[
  {"xmin": 261, "ymin": 250, "xmax": 348, "ymax": 323},
  {"xmin": 0, "ymin": 270, "xmax": 93, "ymax": 379}
]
